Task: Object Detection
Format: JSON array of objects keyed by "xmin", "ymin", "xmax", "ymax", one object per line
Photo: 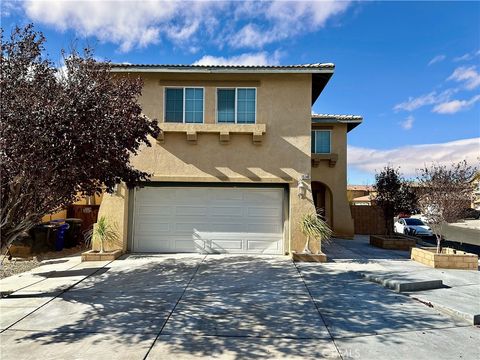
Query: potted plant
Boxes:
[
  {"xmin": 81, "ymin": 216, "xmax": 123, "ymax": 261},
  {"xmin": 293, "ymin": 211, "xmax": 332, "ymax": 262},
  {"xmin": 370, "ymin": 166, "xmax": 418, "ymax": 250}
]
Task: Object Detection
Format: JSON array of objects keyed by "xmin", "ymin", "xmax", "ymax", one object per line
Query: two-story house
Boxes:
[{"xmin": 98, "ymin": 63, "xmax": 362, "ymax": 255}]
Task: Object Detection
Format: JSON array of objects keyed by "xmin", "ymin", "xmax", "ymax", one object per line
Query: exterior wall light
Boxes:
[
  {"xmin": 297, "ymin": 174, "xmax": 310, "ymax": 199},
  {"xmin": 298, "ymin": 181, "xmax": 307, "ymax": 199}
]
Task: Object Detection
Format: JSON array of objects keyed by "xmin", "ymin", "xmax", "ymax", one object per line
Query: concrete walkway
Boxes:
[
  {"xmin": 328, "ymin": 236, "xmax": 480, "ymax": 325},
  {"xmin": 1, "ymin": 242, "xmax": 479, "ymax": 359}
]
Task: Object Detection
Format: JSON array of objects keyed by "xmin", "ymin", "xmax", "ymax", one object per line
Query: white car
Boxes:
[{"xmin": 394, "ymin": 218, "xmax": 433, "ymax": 237}]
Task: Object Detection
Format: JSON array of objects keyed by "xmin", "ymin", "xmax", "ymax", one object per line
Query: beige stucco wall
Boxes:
[
  {"xmin": 311, "ymin": 123, "xmax": 354, "ymax": 238},
  {"xmin": 96, "ymin": 184, "xmax": 129, "ymax": 252},
  {"xmin": 99, "ymin": 71, "xmax": 350, "ymax": 253}
]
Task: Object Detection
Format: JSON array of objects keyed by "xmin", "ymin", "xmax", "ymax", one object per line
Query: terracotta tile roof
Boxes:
[
  {"xmin": 351, "ymin": 195, "xmax": 374, "ymax": 202},
  {"xmin": 347, "ymin": 185, "xmax": 374, "ymax": 191}
]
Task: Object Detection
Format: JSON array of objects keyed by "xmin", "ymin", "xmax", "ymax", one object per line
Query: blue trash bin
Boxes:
[{"xmin": 50, "ymin": 220, "xmax": 70, "ymax": 251}]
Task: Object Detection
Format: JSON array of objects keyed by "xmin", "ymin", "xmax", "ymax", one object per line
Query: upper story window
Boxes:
[
  {"xmin": 311, "ymin": 130, "xmax": 331, "ymax": 154},
  {"xmin": 165, "ymin": 87, "xmax": 204, "ymax": 123},
  {"xmin": 217, "ymin": 88, "xmax": 256, "ymax": 124}
]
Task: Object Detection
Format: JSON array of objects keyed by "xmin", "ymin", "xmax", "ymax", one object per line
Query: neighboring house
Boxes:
[
  {"xmin": 347, "ymin": 185, "xmax": 374, "ymax": 202},
  {"xmin": 98, "ymin": 63, "xmax": 362, "ymax": 255},
  {"xmin": 350, "ymin": 194, "xmax": 375, "ymax": 206},
  {"xmin": 470, "ymin": 172, "xmax": 480, "ymax": 210}
]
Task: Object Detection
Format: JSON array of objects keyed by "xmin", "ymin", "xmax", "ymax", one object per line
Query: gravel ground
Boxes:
[
  {"xmin": 0, "ymin": 258, "xmax": 41, "ymax": 279},
  {"xmin": 0, "ymin": 245, "xmax": 84, "ymax": 280}
]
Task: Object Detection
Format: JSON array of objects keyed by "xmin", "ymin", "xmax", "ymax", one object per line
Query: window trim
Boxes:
[
  {"xmin": 215, "ymin": 87, "xmax": 257, "ymax": 124},
  {"xmin": 164, "ymin": 86, "xmax": 205, "ymax": 124},
  {"xmin": 311, "ymin": 129, "xmax": 332, "ymax": 154}
]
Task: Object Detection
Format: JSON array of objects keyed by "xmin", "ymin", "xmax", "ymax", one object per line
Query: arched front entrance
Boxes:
[{"xmin": 311, "ymin": 181, "xmax": 333, "ymax": 229}]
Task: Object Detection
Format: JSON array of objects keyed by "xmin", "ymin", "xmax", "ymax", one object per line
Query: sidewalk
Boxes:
[{"xmin": 324, "ymin": 236, "xmax": 480, "ymax": 325}]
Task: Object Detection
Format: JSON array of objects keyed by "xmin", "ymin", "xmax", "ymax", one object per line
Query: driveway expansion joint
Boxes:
[
  {"xmin": 142, "ymin": 255, "xmax": 207, "ymax": 360},
  {"xmin": 292, "ymin": 259, "xmax": 344, "ymax": 360}
]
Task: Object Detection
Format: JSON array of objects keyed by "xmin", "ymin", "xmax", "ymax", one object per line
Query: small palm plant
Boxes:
[
  {"xmin": 300, "ymin": 212, "xmax": 333, "ymax": 254},
  {"xmin": 84, "ymin": 216, "xmax": 119, "ymax": 253}
]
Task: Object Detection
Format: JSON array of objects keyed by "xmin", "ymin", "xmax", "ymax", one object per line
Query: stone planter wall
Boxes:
[
  {"xmin": 411, "ymin": 247, "xmax": 478, "ymax": 270},
  {"xmin": 370, "ymin": 235, "xmax": 416, "ymax": 251},
  {"xmin": 292, "ymin": 252, "xmax": 327, "ymax": 263},
  {"xmin": 81, "ymin": 249, "xmax": 123, "ymax": 262}
]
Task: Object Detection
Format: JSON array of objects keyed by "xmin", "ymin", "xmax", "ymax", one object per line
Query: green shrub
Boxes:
[
  {"xmin": 85, "ymin": 216, "xmax": 119, "ymax": 253},
  {"xmin": 300, "ymin": 212, "xmax": 333, "ymax": 254}
]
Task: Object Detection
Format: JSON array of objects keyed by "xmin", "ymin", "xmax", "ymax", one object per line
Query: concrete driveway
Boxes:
[{"xmin": 1, "ymin": 251, "xmax": 478, "ymax": 359}]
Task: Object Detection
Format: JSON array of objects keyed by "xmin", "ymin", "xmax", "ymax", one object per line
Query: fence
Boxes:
[{"xmin": 350, "ymin": 205, "xmax": 386, "ymax": 235}]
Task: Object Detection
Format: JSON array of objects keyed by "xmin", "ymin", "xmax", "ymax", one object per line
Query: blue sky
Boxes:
[{"xmin": 2, "ymin": 1, "xmax": 479, "ymax": 184}]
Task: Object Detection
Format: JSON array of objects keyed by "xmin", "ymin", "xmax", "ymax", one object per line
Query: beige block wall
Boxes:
[
  {"xmin": 99, "ymin": 72, "xmax": 336, "ymax": 253},
  {"xmin": 311, "ymin": 123, "xmax": 354, "ymax": 238}
]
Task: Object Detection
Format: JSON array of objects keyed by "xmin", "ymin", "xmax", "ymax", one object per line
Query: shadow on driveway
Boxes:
[{"xmin": 1, "ymin": 253, "xmax": 475, "ymax": 359}]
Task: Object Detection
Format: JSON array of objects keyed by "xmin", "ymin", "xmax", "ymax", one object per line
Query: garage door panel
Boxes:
[
  {"xmin": 137, "ymin": 190, "xmax": 175, "ymax": 202},
  {"xmin": 132, "ymin": 236, "xmax": 171, "ymax": 252},
  {"xmin": 175, "ymin": 223, "xmax": 210, "ymax": 233},
  {"xmin": 175, "ymin": 206, "xmax": 208, "ymax": 216},
  {"xmin": 244, "ymin": 190, "xmax": 282, "ymax": 202},
  {"xmin": 209, "ymin": 206, "xmax": 243, "ymax": 217},
  {"xmin": 133, "ymin": 187, "xmax": 284, "ymax": 254},
  {"xmin": 175, "ymin": 189, "xmax": 208, "ymax": 201},
  {"xmin": 137, "ymin": 205, "xmax": 173, "ymax": 216},
  {"xmin": 175, "ymin": 239, "xmax": 200, "ymax": 252},
  {"xmin": 135, "ymin": 222, "xmax": 170, "ymax": 233},
  {"xmin": 247, "ymin": 239, "xmax": 281, "ymax": 252},
  {"xmin": 247, "ymin": 207, "xmax": 282, "ymax": 217},
  {"xmin": 208, "ymin": 223, "xmax": 245, "ymax": 232},
  {"xmin": 208, "ymin": 239, "xmax": 244, "ymax": 252},
  {"xmin": 211, "ymin": 191, "xmax": 244, "ymax": 201},
  {"xmin": 247, "ymin": 223, "xmax": 282, "ymax": 233}
]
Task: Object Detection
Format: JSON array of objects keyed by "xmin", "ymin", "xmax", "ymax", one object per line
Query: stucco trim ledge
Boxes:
[
  {"xmin": 157, "ymin": 123, "xmax": 266, "ymax": 144},
  {"xmin": 311, "ymin": 153, "xmax": 338, "ymax": 167}
]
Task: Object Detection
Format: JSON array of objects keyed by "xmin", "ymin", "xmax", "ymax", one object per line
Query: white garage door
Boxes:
[{"xmin": 132, "ymin": 187, "xmax": 284, "ymax": 254}]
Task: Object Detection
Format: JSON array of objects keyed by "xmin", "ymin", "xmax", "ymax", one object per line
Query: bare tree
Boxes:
[
  {"xmin": 416, "ymin": 161, "xmax": 476, "ymax": 253},
  {"xmin": 0, "ymin": 25, "xmax": 159, "ymax": 252}
]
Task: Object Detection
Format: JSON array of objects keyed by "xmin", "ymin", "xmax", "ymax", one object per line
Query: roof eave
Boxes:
[
  {"xmin": 110, "ymin": 66, "xmax": 335, "ymax": 75},
  {"xmin": 345, "ymin": 122, "xmax": 361, "ymax": 132},
  {"xmin": 311, "ymin": 72, "xmax": 334, "ymax": 105},
  {"xmin": 312, "ymin": 117, "xmax": 363, "ymax": 132}
]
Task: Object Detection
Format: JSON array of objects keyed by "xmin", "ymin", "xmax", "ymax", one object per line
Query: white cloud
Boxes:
[
  {"xmin": 432, "ymin": 94, "xmax": 480, "ymax": 114},
  {"xmin": 227, "ymin": 24, "xmax": 276, "ymax": 49},
  {"xmin": 453, "ymin": 50, "xmax": 480, "ymax": 62},
  {"xmin": 228, "ymin": 1, "xmax": 351, "ymax": 49},
  {"xmin": 21, "ymin": 0, "xmax": 352, "ymax": 52},
  {"xmin": 193, "ymin": 51, "xmax": 281, "ymax": 66},
  {"xmin": 428, "ymin": 54, "xmax": 446, "ymax": 66},
  {"xmin": 23, "ymin": 0, "xmax": 181, "ymax": 52},
  {"xmin": 400, "ymin": 115, "xmax": 414, "ymax": 130},
  {"xmin": 393, "ymin": 89, "xmax": 455, "ymax": 112},
  {"xmin": 348, "ymin": 138, "xmax": 480, "ymax": 178},
  {"xmin": 447, "ymin": 66, "xmax": 480, "ymax": 90}
]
